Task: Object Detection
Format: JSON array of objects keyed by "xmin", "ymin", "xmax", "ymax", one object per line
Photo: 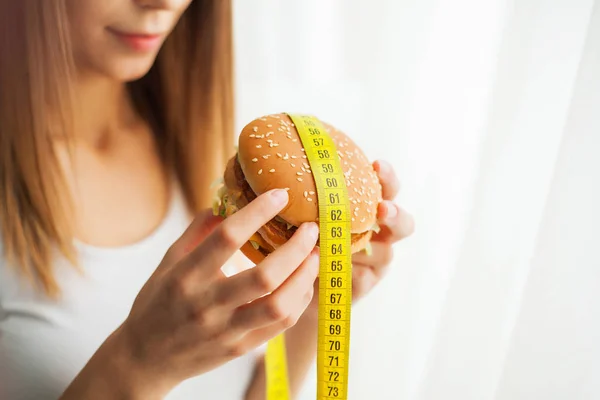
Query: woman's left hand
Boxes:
[
  {"xmin": 303, "ymin": 160, "xmax": 414, "ymax": 316},
  {"xmin": 349, "ymin": 160, "xmax": 414, "ymax": 301}
]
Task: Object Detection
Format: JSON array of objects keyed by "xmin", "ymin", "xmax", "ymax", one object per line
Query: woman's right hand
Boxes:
[{"xmin": 113, "ymin": 188, "xmax": 319, "ymax": 396}]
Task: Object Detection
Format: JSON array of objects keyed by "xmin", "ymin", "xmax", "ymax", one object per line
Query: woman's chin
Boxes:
[
  {"xmin": 114, "ymin": 62, "xmax": 155, "ymax": 82},
  {"xmin": 97, "ymin": 56, "xmax": 158, "ymax": 82}
]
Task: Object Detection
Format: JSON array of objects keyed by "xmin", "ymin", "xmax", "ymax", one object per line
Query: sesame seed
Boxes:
[
  {"xmin": 267, "ymin": 124, "xmax": 272, "ymax": 128},
  {"xmin": 303, "ymin": 163, "xmax": 310, "ymax": 169},
  {"xmin": 269, "ymin": 169, "xmax": 275, "ymax": 173},
  {"xmin": 249, "ymin": 134, "xmax": 256, "ymax": 138},
  {"xmin": 266, "ymin": 132, "xmax": 274, "ymax": 137},
  {"xmin": 352, "ymin": 217, "xmax": 356, "ymax": 222},
  {"xmin": 270, "ymin": 143, "xmax": 279, "ymax": 148},
  {"xmin": 292, "ymin": 139, "xmax": 298, "ymax": 142},
  {"xmin": 304, "ymin": 191, "xmax": 308, "ymax": 197},
  {"xmin": 291, "ymin": 155, "xmax": 298, "ymax": 159},
  {"xmin": 302, "ymin": 155, "xmax": 307, "ymax": 159},
  {"xmin": 301, "ymin": 167, "xmax": 306, "ymax": 172},
  {"xmin": 297, "ymin": 177, "xmax": 303, "ymax": 182},
  {"xmin": 307, "ymin": 198, "xmax": 313, "ymax": 202},
  {"xmin": 297, "ymin": 172, "xmax": 304, "ymax": 176},
  {"xmin": 252, "ymin": 158, "xmax": 258, "ymax": 162},
  {"xmin": 283, "ymin": 153, "xmax": 289, "ymax": 160},
  {"xmin": 301, "ymin": 148, "xmax": 305, "ymax": 152},
  {"xmin": 258, "ymin": 169, "xmax": 263, "ymax": 175},
  {"xmin": 309, "ymin": 191, "xmax": 315, "ymax": 195},
  {"xmin": 253, "ymin": 126, "xmax": 258, "ymax": 132},
  {"xmin": 276, "ymin": 152, "xmax": 283, "ymax": 158},
  {"xmin": 306, "ymin": 170, "xmax": 312, "ymax": 174},
  {"xmin": 256, "ymin": 145, "xmax": 262, "ymax": 148},
  {"xmin": 267, "ymin": 139, "xmax": 273, "ymax": 143},
  {"xmin": 361, "ymin": 217, "xmax": 366, "ymax": 223},
  {"xmin": 291, "ymin": 163, "xmax": 296, "ymax": 167}
]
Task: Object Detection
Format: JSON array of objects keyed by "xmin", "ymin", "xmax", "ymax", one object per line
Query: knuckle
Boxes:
[
  {"xmin": 265, "ymin": 297, "xmax": 287, "ymax": 322},
  {"xmin": 170, "ymin": 274, "xmax": 194, "ymax": 299},
  {"xmin": 227, "ymin": 343, "xmax": 249, "ymax": 358},
  {"xmin": 282, "ymin": 313, "xmax": 299, "ymax": 329},
  {"xmin": 216, "ymin": 226, "xmax": 239, "ymax": 250},
  {"xmin": 252, "ymin": 268, "xmax": 277, "ymax": 292}
]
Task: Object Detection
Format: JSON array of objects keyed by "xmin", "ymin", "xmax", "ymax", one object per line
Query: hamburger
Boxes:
[{"xmin": 214, "ymin": 113, "xmax": 383, "ymax": 264}]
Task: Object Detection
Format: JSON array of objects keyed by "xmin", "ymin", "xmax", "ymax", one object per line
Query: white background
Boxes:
[{"xmin": 233, "ymin": 1, "xmax": 600, "ymax": 399}]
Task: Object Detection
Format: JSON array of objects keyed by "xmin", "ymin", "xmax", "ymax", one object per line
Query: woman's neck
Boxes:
[{"xmin": 71, "ymin": 75, "xmax": 140, "ymax": 148}]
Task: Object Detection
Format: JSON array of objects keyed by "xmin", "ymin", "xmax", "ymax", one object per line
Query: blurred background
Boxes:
[{"xmin": 232, "ymin": 0, "xmax": 600, "ymax": 399}]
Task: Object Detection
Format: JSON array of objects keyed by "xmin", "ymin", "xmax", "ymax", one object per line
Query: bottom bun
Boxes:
[
  {"xmin": 239, "ymin": 230, "xmax": 374, "ymax": 265},
  {"xmin": 240, "ymin": 241, "xmax": 267, "ymax": 264},
  {"xmin": 351, "ymin": 230, "xmax": 373, "ymax": 253}
]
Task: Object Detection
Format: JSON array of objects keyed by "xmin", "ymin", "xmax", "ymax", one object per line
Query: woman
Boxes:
[{"xmin": 0, "ymin": 1, "xmax": 414, "ymax": 399}]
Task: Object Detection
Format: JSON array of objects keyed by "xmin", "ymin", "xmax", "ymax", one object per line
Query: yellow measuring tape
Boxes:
[{"xmin": 266, "ymin": 114, "xmax": 352, "ymax": 400}]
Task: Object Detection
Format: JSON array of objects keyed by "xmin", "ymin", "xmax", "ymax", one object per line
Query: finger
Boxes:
[
  {"xmin": 352, "ymin": 241, "xmax": 394, "ymax": 271},
  {"xmin": 227, "ymin": 285, "xmax": 313, "ymax": 356},
  {"xmin": 352, "ymin": 264, "xmax": 379, "ymax": 299},
  {"xmin": 211, "ymin": 222, "xmax": 319, "ymax": 309},
  {"xmin": 372, "ymin": 201, "xmax": 415, "ymax": 243},
  {"xmin": 177, "ymin": 188, "xmax": 290, "ymax": 276},
  {"xmin": 373, "ymin": 160, "xmax": 400, "ymax": 200},
  {"xmin": 162, "ymin": 209, "xmax": 223, "ymax": 265},
  {"xmin": 228, "ymin": 248, "xmax": 319, "ymax": 334}
]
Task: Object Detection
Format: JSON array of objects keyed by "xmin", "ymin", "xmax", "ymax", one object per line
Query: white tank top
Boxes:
[{"xmin": 0, "ymin": 185, "xmax": 259, "ymax": 400}]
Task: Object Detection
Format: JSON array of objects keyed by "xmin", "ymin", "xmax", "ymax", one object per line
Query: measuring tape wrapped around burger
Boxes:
[{"xmin": 215, "ymin": 113, "xmax": 382, "ymax": 400}]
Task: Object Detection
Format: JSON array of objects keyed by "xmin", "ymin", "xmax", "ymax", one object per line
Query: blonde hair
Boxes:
[{"xmin": 0, "ymin": 1, "xmax": 235, "ymax": 297}]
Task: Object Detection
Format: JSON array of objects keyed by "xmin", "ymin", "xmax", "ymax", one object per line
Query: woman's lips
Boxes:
[{"xmin": 108, "ymin": 29, "xmax": 163, "ymax": 52}]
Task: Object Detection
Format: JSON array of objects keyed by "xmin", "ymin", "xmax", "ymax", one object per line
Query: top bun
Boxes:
[{"xmin": 237, "ymin": 113, "xmax": 382, "ymax": 233}]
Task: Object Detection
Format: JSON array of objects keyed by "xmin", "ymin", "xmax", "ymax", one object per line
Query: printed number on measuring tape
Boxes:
[{"xmin": 266, "ymin": 114, "xmax": 352, "ymax": 400}]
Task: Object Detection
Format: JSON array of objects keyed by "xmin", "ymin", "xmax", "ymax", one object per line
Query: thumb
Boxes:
[{"xmin": 163, "ymin": 208, "xmax": 223, "ymax": 266}]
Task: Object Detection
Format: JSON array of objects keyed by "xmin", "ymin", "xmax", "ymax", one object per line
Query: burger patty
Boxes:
[
  {"xmin": 234, "ymin": 156, "xmax": 297, "ymax": 242},
  {"xmin": 233, "ymin": 155, "xmax": 371, "ymax": 249}
]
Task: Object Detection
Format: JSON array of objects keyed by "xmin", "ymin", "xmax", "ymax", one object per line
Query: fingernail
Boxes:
[
  {"xmin": 377, "ymin": 160, "xmax": 391, "ymax": 174},
  {"xmin": 270, "ymin": 189, "xmax": 289, "ymax": 206},
  {"xmin": 311, "ymin": 254, "xmax": 320, "ymax": 274},
  {"xmin": 305, "ymin": 222, "xmax": 319, "ymax": 241},
  {"xmin": 386, "ymin": 203, "xmax": 398, "ymax": 219}
]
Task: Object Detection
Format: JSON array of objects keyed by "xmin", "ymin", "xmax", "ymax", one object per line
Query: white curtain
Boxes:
[{"xmin": 232, "ymin": 1, "xmax": 600, "ymax": 399}]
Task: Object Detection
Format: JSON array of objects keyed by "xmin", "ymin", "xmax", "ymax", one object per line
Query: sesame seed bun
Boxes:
[
  {"xmin": 238, "ymin": 113, "xmax": 382, "ymax": 232},
  {"xmin": 216, "ymin": 113, "xmax": 382, "ymax": 260}
]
